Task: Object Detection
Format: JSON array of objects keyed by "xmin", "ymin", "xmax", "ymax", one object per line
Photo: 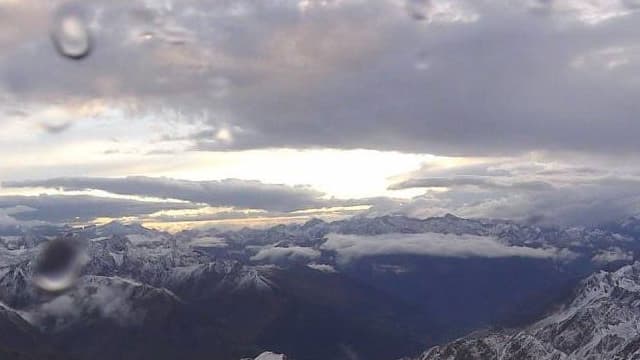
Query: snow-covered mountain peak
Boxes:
[{"xmin": 409, "ymin": 262, "xmax": 640, "ymax": 360}]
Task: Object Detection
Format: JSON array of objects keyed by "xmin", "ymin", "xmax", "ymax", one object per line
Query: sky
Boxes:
[{"xmin": 2, "ymin": 0, "xmax": 640, "ymax": 230}]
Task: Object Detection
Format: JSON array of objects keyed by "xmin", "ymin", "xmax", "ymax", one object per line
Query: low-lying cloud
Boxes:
[
  {"xmin": 26, "ymin": 276, "xmax": 171, "ymax": 330},
  {"xmin": 322, "ymin": 232, "xmax": 571, "ymax": 264},
  {"xmin": 591, "ymin": 247, "xmax": 634, "ymax": 265},
  {"xmin": 250, "ymin": 246, "xmax": 321, "ymax": 263},
  {"xmin": 307, "ymin": 263, "xmax": 338, "ymax": 273}
]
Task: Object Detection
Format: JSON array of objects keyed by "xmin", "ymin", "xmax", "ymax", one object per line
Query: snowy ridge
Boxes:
[
  {"xmin": 240, "ymin": 352, "xmax": 287, "ymax": 360},
  {"xmin": 407, "ymin": 263, "xmax": 640, "ymax": 360}
]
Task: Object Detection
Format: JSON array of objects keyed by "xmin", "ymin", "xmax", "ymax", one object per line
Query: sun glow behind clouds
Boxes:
[
  {"xmin": 2, "ymin": 147, "xmax": 453, "ymax": 200},
  {"xmin": 4, "ymin": 0, "xmax": 640, "ymax": 229},
  {"xmin": 148, "ymin": 149, "xmax": 446, "ymax": 199},
  {"xmin": 0, "ymin": 146, "xmax": 467, "ymax": 229}
]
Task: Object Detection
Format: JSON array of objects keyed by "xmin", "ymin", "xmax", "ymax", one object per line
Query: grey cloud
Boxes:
[
  {"xmin": 399, "ymin": 161, "xmax": 545, "ymax": 180},
  {"xmin": 40, "ymin": 121, "xmax": 73, "ymax": 134},
  {"xmin": 405, "ymin": 0, "xmax": 432, "ymax": 21},
  {"xmin": 379, "ymin": 155, "xmax": 640, "ymax": 226},
  {"xmin": 3, "ymin": 0, "xmax": 640, "ymax": 227},
  {"xmin": 188, "ymin": 2, "xmax": 640, "ymax": 155},
  {"xmin": 0, "ymin": 194, "xmax": 197, "ymax": 223},
  {"xmin": 382, "ymin": 175, "xmax": 640, "ymax": 226},
  {"xmin": 389, "ymin": 176, "xmax": 554, "ymax": 191},
  {"xmin": 3, "ymin": 176, "xmax": 364, "ymax": 212},
  {"xmin": 535, "ymin": 166, "xmax": 605, "ymax": 176},
  {"xmin": 2, "ymin": 0, "xmax": 640, "ymax": 156},
  {"xmin": 321, "ymin": 232, "xmax": 571, "ymax": 264}
]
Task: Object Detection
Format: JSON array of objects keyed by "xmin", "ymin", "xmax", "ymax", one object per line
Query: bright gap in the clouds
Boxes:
[{"xmin": 1, "ymin": 148, "xmax": 459, "ymax": 200}]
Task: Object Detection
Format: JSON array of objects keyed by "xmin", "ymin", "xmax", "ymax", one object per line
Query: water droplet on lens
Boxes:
[
  {"xmin": 406, "ymin": 0, "xmax": 431, "ymax": 21},
  {"xmin": 32, "ymin": 238, "xmax": 82, "ymax": 292},
  {"xmin": 415, "ymin": 51, "xmax": 431, "ymax": 71},
  {"xmin": 51, "ymin": 10, "xmax": 91, "ymax": 60},
  {"xmin": 140, "ymin": 31, "xmax": 155, "ymax": 41}
]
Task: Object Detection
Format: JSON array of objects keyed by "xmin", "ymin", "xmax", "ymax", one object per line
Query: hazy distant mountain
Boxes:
[{"xmin": 0, "ymin": 302, "xmax": 68, "ymax": 360}]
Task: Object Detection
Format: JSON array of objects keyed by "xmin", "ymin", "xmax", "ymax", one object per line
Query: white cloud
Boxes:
[
  {"xmin": 403, "ymin": 0, "xmax": 479, "ymax": 23},
  {"xmin": 528, "ymin": 0, "xmax": 637, "ymax": 24},
  {"xmin": 27, "ymin": 276, "xmax": 158, "ymax": 330},
  {"xmin": 322, "ymin": 232, "xmax": 571, "ymax": 264},
  {"xmin": 592, "ymin": 247, "xmax": 634, "ymax": 264},
  {"xmin": 307, "ymin": 263, "xmax": 338, "ymax": 273},
  {"xmin": 250, "ymin": 246, "xmax": 321, "ymax": 262}
]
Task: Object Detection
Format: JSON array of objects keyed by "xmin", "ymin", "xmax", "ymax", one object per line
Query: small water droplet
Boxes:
[
  {"xmin": 406, "ymin": 0, "xmax": 431, "ymax": 21},
  {"xmin": 140, "ymin": 31, "xmax": 155, "ymax": 41},
  {"xmin": 51, "ymin": 10, "xmax": 92, "ymax": 60},
  {"xmin": 32, "ymin": 238, "xmax": 83, "ymax": 292},
  {"xmin": 415, "ymin": 51, "xmax": 431, "ymax": 71}
]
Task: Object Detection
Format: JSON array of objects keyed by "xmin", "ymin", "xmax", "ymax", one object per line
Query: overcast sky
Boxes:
[{"xmin": 2, "ymin": 0, "xmax": 640, "ymax": 229}]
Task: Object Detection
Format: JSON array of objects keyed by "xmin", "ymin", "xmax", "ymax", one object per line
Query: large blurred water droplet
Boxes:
[
  {"xmin": 32, "ymin": 238, "xmax": 83, "ymax": 292},
  {"xmin": 51, "ymin": 11, "xmax": 91, "ymax": 60}
]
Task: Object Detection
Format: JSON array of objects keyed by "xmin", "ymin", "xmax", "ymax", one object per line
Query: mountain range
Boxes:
[{"xmin": 0, "ymin": 214, "xmax": 639, "ymax": 359}]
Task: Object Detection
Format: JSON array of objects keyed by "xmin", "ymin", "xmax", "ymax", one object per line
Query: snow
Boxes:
[
  {"xmin": 414, "ymin": 262, "xmax": 640, "ymax": 360},
  {"xmin": 254, "ymin": 352, "xmax": 286, "ymax": 360}
]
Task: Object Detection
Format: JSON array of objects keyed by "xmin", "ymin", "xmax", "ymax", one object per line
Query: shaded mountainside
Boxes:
[
  {"xmin": 0, "ymin": 303, "xmax": 67, "ymax": 360},
  {"xmin": 407, "ymin": 262, "xmax": 640, "ymax": 360},
  {"xmin": 0, "ymin": 234, "xmax": 434, "ymax": 360}
]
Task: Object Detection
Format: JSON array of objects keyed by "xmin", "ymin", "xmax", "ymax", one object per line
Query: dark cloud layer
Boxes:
[
  {"xmin": 3, "ymin": 176, "xmax": 361, "ymax": 212},
  {"xmin": 0, "ymin": 194, "xmax": 197, "ymax": 223},
  {"xmin": 3, "ymin": 0, "xmax": 640, "ymax": 156},
  {"xmin": 3, "ymin": 0, "xmax": 640, "ymax": 227}
]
